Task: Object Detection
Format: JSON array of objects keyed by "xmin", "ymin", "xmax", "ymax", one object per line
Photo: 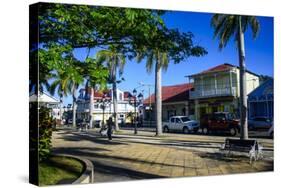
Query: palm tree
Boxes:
[
  {"xmin": 84, "ymin": 80, "xmax": 94, "ymax": 128},
  {"xmin": 65, "ymin": 65, "xmax": 84, "ymax": 127},
  {"xmin": 211, "ymin": 14, "xmax": 260, "ymax": 140},
  {"xmin": 137, "ymin": 49, "xmax": 169, "ymax": 136},
  {"xmin": 82, "ymin": 57, "xmax": 109, "ymax": 129},
  {"xmin": 49, "ymin": 69, "xmax": 72, "ymax": 123},
  {"xmin": 96, "ymin": 46, "xmax": 126, "ymax": 131}
]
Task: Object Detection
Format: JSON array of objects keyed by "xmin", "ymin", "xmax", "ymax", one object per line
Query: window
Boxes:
[
  {"xmin": 176, "ymin": 118, "xmax": 181, "ymax": 123},
  {"xmin": 119, "ymin": 93, "xmax": 123, "ymax": 101},
  {"xmin": 171, "ymin": 118, "xmax": 175, "ymax": 123},
  {"xmin": 181, "ymin": 117, "xmax": 190, "ymax": 122}
]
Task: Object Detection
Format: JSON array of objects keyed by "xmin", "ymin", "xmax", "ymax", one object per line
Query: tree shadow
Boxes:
[
  {"xmin": 112, "ymin": 135, "xmax": 221, "ymax": 150},
  {"xmin": 52, "ymin": 147, "xmax": 196, "ymax": 169},
  {"xmin": 93, "ymin": 161, "xmax": 167, "ymax": 180},
  {"xmin": 57, "ymin": 132, "xmax": 128, "ymax": 146},
  {"xmin": 196, "ymin": 151, "xmax": 274, "ymax": 166}
]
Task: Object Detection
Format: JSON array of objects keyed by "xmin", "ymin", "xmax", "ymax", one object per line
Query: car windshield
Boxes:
[
  {"xmin": 181, "ymin": 117, "xmax": 191, "ymax": 122},
  {"xmin": 215, "ymin": 113, "xmax": 236, "ymax": 120}
]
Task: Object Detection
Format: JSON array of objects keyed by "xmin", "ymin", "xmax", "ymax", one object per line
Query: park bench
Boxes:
[{"xmin": 220, "ymin": 138, "xmax": 263, "ymax": 163}]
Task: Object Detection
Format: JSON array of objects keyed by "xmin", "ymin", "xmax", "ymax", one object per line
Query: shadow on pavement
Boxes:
[
  {"xmin": 197, "ymin": 151, "xmax": 274, "ymax": 170},
  {"xmin": 93, "ymin": 161, "xmax": 167, "ymax": 180},
  {"xmin": 57, "ymin": 132, "xmax": 128, "ymax": 146},
  {"xmin": 112, "ymin": 135, "xmax": 221, "ymax": 150},
  {"xmin": 52, "ymin": 147, "xmax": 196, "ymax": 169}
]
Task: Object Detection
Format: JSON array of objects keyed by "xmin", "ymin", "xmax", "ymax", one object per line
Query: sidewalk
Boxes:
[{"xmin": 52, "ymin": 128, "xmax": 274, "ymax": 182}]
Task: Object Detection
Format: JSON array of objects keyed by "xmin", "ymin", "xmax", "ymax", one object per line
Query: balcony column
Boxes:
[
  {"xmin": 214, "ymin": 74, "xmax": 217, "ymax": 95},
  {"xmin": 185, "ymin": 102, "xmax": 189, "ymax": 117},
  {"xmin": 195, "ymin": 99, "xmax": 199, "ymax": 121},
  {"xmin": 201, "ymin": 76, "xmax": 204, "ymax": 97},
  {"xmin": 229, "ymin": 71, "xmax": 233, "ymax": 95}
]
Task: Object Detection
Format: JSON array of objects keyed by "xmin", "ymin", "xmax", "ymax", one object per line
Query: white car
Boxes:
[{"xmin": 163, "ymin": 116, "xmax": 199, "ymax": 134}]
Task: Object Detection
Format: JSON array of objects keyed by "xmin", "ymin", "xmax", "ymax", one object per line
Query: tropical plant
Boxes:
[
  {"xmin": 67, "ymin": 63, "xmax": 84, "ymax": 127},
  {"xmin": 39, "ymin": 107, "xmax": 54, "ymax": 162},
  {"xmin": 49, "ymin": 69, "xmax": 72, "ymax": 123},
  {"xmin": 211, "ymin": 14, "xmax": 260, "ymax": 140},
  {"xmin": 137, "ymin": 29, "xmax": 207, "ymax": 136},
  {"xmin": 96, "ymin": 46, "xmax": 126, "ymax": 131},
  {"xmin": 81, "ymin": 57, "xmax": 109, "ymax": 128}
]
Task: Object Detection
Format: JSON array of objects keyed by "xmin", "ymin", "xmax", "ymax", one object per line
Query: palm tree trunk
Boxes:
[
  {"xmin": 59, "ymin": 95, "xmax": 63, "ymax": 124},
  {"xmin": 113, "ymin": 83, "xmax": 119, "ymax": 130},
  {"xmin": 238, "ymin": 16, "xmax": 248, "ymax": 140},
  {"xmin": 113, "ymin": 66, "xmax": 119, "ymax": 131},
  {"xmin": 72, "ymin": 85, "xmax": 77, "ymax": 127},
  {"xmin": 155, "ymin": 61, "xmax": 162, "ymax": 136},
  {"xmin": 89, "ymin": 87, "xmax": 94, "ymax": 128}
]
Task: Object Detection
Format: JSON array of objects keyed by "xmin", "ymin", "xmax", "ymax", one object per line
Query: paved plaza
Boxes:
[{"xmin": 52, "ymin": 128, "xmax": 274, "ymax": 183}]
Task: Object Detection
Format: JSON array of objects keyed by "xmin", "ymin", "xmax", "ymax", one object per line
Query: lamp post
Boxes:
[
  {"xmin": 139, "ymin": 82, "xmax": 153, "ymax": 127},
  {"xmin": 129, "ymin": 89, "xmax": 143, "ymax": 134},
  {"xmin": 101, "ymin": 93, "xmax": 111, "ymax": 128}
]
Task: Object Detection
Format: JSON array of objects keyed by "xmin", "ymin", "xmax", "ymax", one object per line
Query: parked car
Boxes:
[
  {"xmin": 200, "ymin": 112, "xmax": 240, "ymax": 136},
  {"xmin": 163, "ymin": 116, "xmax": 199, "ymax": 134},
  {"xmin": 248, "ymin": 117, "xmax": 272, "ymax": 130}
]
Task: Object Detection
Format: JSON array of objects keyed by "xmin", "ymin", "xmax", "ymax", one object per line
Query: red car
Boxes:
[{"xmin": 200, "ymin": 112, "xmax": 240, "ymax": 136}]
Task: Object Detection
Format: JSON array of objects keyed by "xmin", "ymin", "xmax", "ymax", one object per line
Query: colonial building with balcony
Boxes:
[
  {"xmin": 76, "ymin": 88, "xmax": 135, "ymax": 126},
  {"xmin": 187, "ymin": 63, "xmax": 260, "ymax": 121}
]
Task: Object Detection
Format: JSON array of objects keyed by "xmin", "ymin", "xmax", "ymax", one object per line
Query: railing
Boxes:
[{"xmin": 190, "ymin": 87, "xmax": 237, "ymax": 99}]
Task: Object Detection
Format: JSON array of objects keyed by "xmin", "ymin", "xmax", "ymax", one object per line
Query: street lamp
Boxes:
[
  {"xmin": 129, "ymin": 89, "xmax": 144, "ymax": 134},
  {"xmin": 139, "ymin": 82, "xmax": 153, "ymax": 127},
  {"xmin": 101, "ymin": 93, "xmax": 111, "ymax": 128}
]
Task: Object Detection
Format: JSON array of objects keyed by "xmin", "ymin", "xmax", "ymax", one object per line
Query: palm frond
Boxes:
[
  {"xmin": 249, "ymin": 16, "xmax": 260, "ymax": 39},
  {"xmin": 145, "ymin": 52, "xmax": 154, "ymax": 73}
]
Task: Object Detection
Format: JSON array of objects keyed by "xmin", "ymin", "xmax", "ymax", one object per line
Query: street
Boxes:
[{"xmin": 52, "ymin": 127, "xmax": 273, "ymax": 183}]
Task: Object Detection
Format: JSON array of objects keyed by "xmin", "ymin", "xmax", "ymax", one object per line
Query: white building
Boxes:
[
  {"xmin": 29, "ymin": 91, "xmax": 62, "ymax": 120},
  {"xmin": 76, "ymin": 88, "xmax": 136, "ymax": 125}
]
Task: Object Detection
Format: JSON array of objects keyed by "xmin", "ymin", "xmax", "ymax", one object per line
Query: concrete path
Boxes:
[{"xmin": 52, "ymin": 128, "xmax": 273, "ymax": 183}]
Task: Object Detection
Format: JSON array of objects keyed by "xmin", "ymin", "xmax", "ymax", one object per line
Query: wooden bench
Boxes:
[{"xmin": 220, "ymin": 138, "xmax": 263, "ymax": 163}]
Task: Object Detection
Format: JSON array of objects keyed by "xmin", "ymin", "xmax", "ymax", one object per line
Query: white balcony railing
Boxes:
[{"xmin": 190, "ymin": 87, "xmax": 237, "ymax": 99}]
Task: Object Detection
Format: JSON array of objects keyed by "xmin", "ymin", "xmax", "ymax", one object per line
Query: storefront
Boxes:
[{"xmin": 195, "ymin": 97, "xmax": 238, "ymax": 121}]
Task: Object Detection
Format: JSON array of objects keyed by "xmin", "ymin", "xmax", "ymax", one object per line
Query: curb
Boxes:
[{"xmin": 54, "ymin": 154, "xmax": 94, "ymax": 184}]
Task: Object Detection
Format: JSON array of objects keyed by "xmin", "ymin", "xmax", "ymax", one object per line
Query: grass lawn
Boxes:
[{"xmin": 39, "ymin": 155, "xmax": 84, "ymax": 186}]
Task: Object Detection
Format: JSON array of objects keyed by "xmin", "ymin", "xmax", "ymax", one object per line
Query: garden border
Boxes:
[{"xmin": 54, "ymin": 154, "xmax": 94, "ymax": 184}]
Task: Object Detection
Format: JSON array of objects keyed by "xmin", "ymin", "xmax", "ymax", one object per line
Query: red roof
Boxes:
[
  {"xmin": 189, "ymin": 63, "xmax": 259, "ymax": 77},
  {"xmin": 143, "ymin": 83, "xmax": 193, "ymax": 105},
  {"xmin": 200, "ymin": 63, "xmax": 233, "ymax": 74},
  {"xmin": 80, "ymin": 88, "xmax": 132, "ymax": 100}
]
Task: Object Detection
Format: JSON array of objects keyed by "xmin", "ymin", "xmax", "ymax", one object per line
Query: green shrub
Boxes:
[{"xmin": 39, "ymin": 107, "xmax": 54, "ymax": 162}]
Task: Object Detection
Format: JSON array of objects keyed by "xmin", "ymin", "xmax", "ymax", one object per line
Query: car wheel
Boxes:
[
  {"xmin": 202, "ymin": 127, "xmax": 209, "ymax": 135},
  {"xmin": 183, "ymin": 127, "xmax": 189, "ymax": 134},
  {"xmin": 163, "ymin": 126, "xmax": 169, "ymax": 133},
  {"xmin": 229, "ymin": 127, "xmax": 237, "ymax": 136}
]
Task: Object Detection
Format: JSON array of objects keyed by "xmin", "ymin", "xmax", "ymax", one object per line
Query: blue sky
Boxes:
[{"xmin": 57, "ymin": 11, "xmax": 274, "ymax": 106}]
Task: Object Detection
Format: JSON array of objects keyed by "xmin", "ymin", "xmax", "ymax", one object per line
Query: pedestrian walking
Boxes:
[{"xmin": 107, "ymin": 117, "xmax": 113, "ymax": 140}]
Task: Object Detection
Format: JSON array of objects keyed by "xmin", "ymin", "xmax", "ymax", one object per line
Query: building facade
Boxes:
[
  {"xmin": 143, "ymin": 83, "xmax": 194, "ymax": 122},
  {"xmin": 188, "ymin": 63, "xmax": 260, "ymax": 121},
  {"xmin": 76, "ymin": 88, "xmax": 136, "ymax": 125},
  {"xmin": 248, "ymin": 78, "xmax": 273, "ymax": 120},
  {"xmin": 29, "ymin": 91, "xmax": 62, "ymax": 120}
]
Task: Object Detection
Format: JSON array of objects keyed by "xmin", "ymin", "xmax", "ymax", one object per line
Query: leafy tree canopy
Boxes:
[{"xmin": 33, "ymin": 3, "xmax": 207, "ymax": 92}]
